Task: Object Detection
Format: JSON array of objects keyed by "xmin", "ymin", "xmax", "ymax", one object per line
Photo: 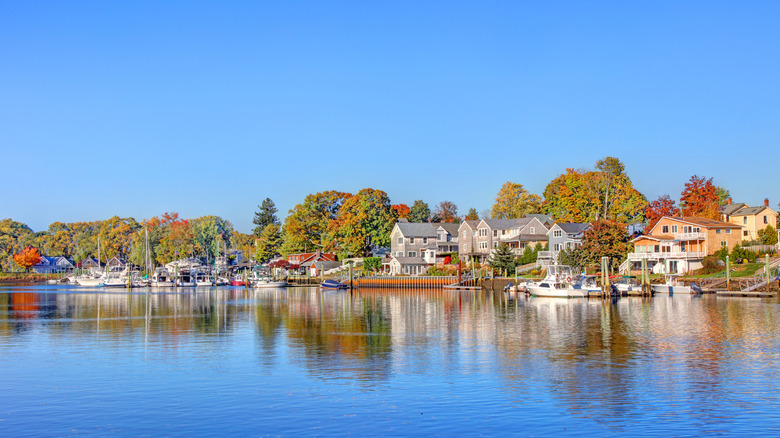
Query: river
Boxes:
[{"xmin": 1, "ymin": 284, "xmax": 779, "ymax": 436}]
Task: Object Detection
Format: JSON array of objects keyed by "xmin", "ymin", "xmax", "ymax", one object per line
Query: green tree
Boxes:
[
  {"xmin": 409, "ymin": 200, "xmax": 431, "ymax": 223},
  {"xmin": 363, "ymin": 257, "xmax": 382, "ymax": 273},
  {"xmin": 595, "ymin": 156, "xmax": 626, "ymax": 220},
  {"xmin": 253, "ymin": 198, "xmax": 279, "ymax": 236},
  {"xmin": 758, "ymin": 225, "xmax": 778, "ymax": 245},
  {"xmin": 557, "ymin": 246, "xmax": 588, "ymax": 269},
  {"xmin": 255, "ymin": 224, "xmax": 283, "ymax": 263},
  {"xmin": 491, "ymin": 182, "xmax": 542, "ymax": 219},
  {"xmin": 465, "ymin": 208, "xmax": 479, "ymax": 221},
  {"xmin": 488, "ymin": 243, "xmax": 516, "ymax": 274},
  {"xmin": 715, "ymin": 187, "xmax": 731, "ymax": 206}
]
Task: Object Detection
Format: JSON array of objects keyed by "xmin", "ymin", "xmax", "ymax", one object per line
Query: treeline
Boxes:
[
  {"xmin": 0, "ymin": 213, "xmax": 254, "ymax": 272},
  {"xmin": 3, "ymin": 156, "xmax": 770, "ymax": 272}
]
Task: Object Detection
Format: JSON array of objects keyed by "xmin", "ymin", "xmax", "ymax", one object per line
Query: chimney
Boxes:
[
  {"xmin": 727, "ymin": 198, "xmax": 732, "ymax": 205},
  {"xmin": 765, "ymin": 198, "xmax": 769, "ymax": 207}
]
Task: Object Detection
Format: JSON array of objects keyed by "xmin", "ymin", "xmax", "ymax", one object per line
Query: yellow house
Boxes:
[
  {"xmin": 626, "ymin": 216, "xmax": 742, "ymax": 274},
  {"xmin": 720, "ymin": 198, "xmax": 776, "ymax": 241}
]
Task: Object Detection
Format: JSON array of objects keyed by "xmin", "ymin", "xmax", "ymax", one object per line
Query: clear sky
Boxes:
[{"xmin": 2, "ymin": 1, "xmax": 779, "ymax": 233}]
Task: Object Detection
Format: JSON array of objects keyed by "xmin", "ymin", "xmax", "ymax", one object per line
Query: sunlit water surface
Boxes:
[{"xmin": 2, "ymin": 284, "xmax": 780, "ymax": 436}]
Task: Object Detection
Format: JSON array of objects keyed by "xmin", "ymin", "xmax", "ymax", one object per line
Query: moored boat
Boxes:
[
  {"xmin": 652, "ymin": 274, "xmax": 702, "ymax": 295},
  {"xmin": 321, "ymin": 279, "xmax": 347, "ymax": 289}
]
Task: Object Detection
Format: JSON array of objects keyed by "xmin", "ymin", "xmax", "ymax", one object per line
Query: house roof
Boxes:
[
  {"xmin": 501, "ymin": 234, "xmax": 549, "ymax": 243},
  {"xmin": 391, "ymin": 256, "xmax": 430, "ymax": 266},
  {"xmin": 395, "ymin": 222, "xmax": 438, "ymax": 238},
  {"xmin": 731, "ymin": 206, "xmax": 772, "ymax": 216},
  {"xmin": 482, "ymin": 218, "xmax": 522, "ymax": 230},
  {"xmin": 720, "ymin": 203, "xmax": 747, "ymax": 216},
  {"xmin": 631, "ymin": 235, "xmax": 675, "ymax": 243},
  {"xmin": 554, "ymin": 223, "xmax": 589, "ymax": 234},
  {"xmin": 524, "ymin": 213, "xmax": 555, "ymax": 225},
  {"xmin": 675, "ymin": 216, "xmax": 742, "ymax": 229},
  {"xmin": 437, "ymin": 223, "xmax": 460, "ymax": 235},
  {"xmin": 459, "ymin": 220, "xmax": 480, "ymax": 230}
]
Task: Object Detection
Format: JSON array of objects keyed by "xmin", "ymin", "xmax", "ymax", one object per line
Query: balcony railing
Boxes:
[
  {"xmin": 627, "ymin": 251, "xmax": 706, "ymax": 261},
  {"xmin": 674, "ymin": 232, "xmax": 706, "ymax": 240}
]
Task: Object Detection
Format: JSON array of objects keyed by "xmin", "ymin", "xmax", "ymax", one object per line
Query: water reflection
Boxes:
[{"xmin": 1, "ymin": 285, "xmax": 780, "ymax": 434}]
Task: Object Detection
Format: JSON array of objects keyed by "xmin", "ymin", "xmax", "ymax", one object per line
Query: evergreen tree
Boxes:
[
  {"xmin": 255, "ymin": 224, "xmax": 283, "ymax": 263},
  {"xmin": 489, "ymin": 243, "xmax": 516, "ymax": 274},
  {"xmin": 253, "ymin": 198, "xmax": 279, "ymax": 236},
  {"xmin": 408, "ymin": 200, "xmax": 431, "ymax": 223}
]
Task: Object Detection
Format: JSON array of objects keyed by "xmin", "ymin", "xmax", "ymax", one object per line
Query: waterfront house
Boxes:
[
  {"xmin": 524, "ymin": 214, "xmax": 556, "ymax": 229},
  {"xmin": 79, "ymin": 257, "xmax": 101, "ymax": 275},
  {"xmin": 32, "ymin": 256, "xmax": 75, "ymax": 274},
  {"xmin": 388, "ymin": 256, "xmax": 430, "ymax": 276},
  {"xmin": 627, "ymin": 216, "xmax": 742, "ymax": 274},
  {"xmin": 287, "ymin": 250, "xmax": 337, "ymax": 265},
  {"xmin": 390, "ymin": 222, "xmax": 438, "ymax": 260},
  {"xmin": 435, "ymin": 223, "xmax": 460, "ymax": 254},
  {"xmin": 540, "ymin": 223, "xmax": 589, "ymax": 266},
  {"xmin": 459, "ymin": 218, "xmax": 548, "ymax": 263},
  {"xmin": 719, "ymin": 198, "xmax": 777, "ymax": 242},
  {"xmin": 107, "ymin": 256, "xmax": 126, "ymax": 271}
]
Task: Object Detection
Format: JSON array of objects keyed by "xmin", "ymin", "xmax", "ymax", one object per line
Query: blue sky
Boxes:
[{"xmin": 2, "ymin": 1, "xmax": 779, "ymax": 233}]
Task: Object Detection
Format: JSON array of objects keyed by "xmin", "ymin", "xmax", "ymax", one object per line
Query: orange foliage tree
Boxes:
[
  {"xmin": 645, "ymin": 194, "xmax": 682, "ymax": 232},
  {"xmin": 392, "ymin": 204, "xmax": 411, "ymax": 219},
  {"xmin": 14, "ymin": 246, "xmax": 42, "ymax": 272},
  {"xmin": 680, "ymin": 175, "xmax": 719, "ymax": 219}
]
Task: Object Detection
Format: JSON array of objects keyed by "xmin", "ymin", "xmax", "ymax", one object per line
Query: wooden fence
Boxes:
[{"xmin": 355, "ymin": 276, "xmax": 457, "ymax": 289}]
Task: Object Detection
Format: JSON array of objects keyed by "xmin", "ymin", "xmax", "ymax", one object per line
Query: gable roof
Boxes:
[
  {"xmin": 720, "ymin": 203, "xmax": 747, "ymax": 216},
  {"xmin": 731, "ymin": 206, "xmax": 774, "ymax": 216},
  {"xmin": 459, "ymin": 220, "xmax": 480, "ymax": 232},
  {"xmin": 391, "ymin": 256, "xmax": 430, "ymax": 266},
  {"xmin": 395, "ymin": 222, "xmax": 438, "ymax": 238},
  {"xmin": 437, "ymin": 223, "xmax": 460, "ymax": 235},
  {"xmin": 524, "ymin": 214, "xmax": 555, "ymax": 225},
  {"xmin": 555, "ymin": 223, "xmax": 589, "ymax": 234}
]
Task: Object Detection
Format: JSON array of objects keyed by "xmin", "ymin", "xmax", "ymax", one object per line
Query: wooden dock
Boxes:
[{"xmin": 714, "ymin": 290, "xmax": 777, "ymax": 298}]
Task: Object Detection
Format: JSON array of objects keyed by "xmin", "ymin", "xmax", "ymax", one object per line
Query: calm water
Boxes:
[{"xmin": 2, "ymin": 285, "xmax": 780, "ymax": 436}]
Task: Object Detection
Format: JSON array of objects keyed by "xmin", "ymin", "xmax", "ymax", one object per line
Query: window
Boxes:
[
  {"xmin": 662, "ymin": 225, "xmax": 669, "ymax": 233},
  {"xmin": 423, "ymin": 238, "xmax": 428, "ymax": 244},
  {"xmin": 479, "ymin": 242, "xmax": 488, "ymax": 250},
  {"xmin": 553, "ymin": 230, "xmax": 562, "ymax": 238},
  {"xmin": 721, "ymin": 241, "xmax": 727, "ymax": 247},
  {"xmin": 501, "ymin": 230, "xmax": 506, "ymax": 235},
  {"xmin": 493, "ymin": 242, "xmax": 498, "ymax": 248},
  {"xmin": 479, "ymin": 228, "xmax": 488, "ymax": 237},
  {"xmin": 716, "ymin": 229, "xmax": 721, "ymax": 234},
  {"xmin": 396, "ymin": 252, "xmax": 404, "ymax": 257},
  {"xmin": 744, "ymin": 231, "xmax": 749, "ymax": 237},
  {"xmin": 397, "ymin": 237, "xmax": 403, "ymax": 244},
  {"xmin": 553, "ymin": 243, "xmax": 561, "ymax": 251},
  {"xmin": 765, "ymin": 216, "xmax": 769, "ymax": 224},
  {"xmin": 744, "ymin": 217, "xmax": 748, "ymax": 225},
  {"xmin": 410, "ymin": 237, "xmax": 415, "ymax": 244},
  {"xmin": 725, "ymin": 229, "xmax": 731, "ymax": 234},
  {"xmin": 530, "ymin": 227, "xmax": 535, "ymax": 234},
  {"xmin": 493, "ymin": 230, "xmax": 498, "ymax": 237},
  {"xmin": 671, "ymin": 225, "xmax": 678, "ymax": 233},
  {"xmin": 408, "ymin": 251, "xmax": 417, "ymax": 257},
  {"xmin": 654, "ymin": 245, "xmax": 660, "ymax": 252}
]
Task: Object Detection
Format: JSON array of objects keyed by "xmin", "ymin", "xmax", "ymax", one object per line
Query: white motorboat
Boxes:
[
  {"xmin": 652, "ymin": 274, "xmax": 702, "ymax": 295},
  {"xmin": 527, "ymin": 265, "xmax": 588, "ymax": 298},
  {"xmin": 613, "ymin": 276, "xmax": 641, "ymax": 294}
]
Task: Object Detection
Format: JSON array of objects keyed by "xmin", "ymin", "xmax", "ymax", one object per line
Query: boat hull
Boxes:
[{"xmin": 527, "ymin": 286, "xmax": 587, "ymax": 298}]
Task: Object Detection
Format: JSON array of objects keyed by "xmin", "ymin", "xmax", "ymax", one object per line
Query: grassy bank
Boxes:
[{"xmin": 0, "ymin": 273, "xmax": 58, "ymax": 283}]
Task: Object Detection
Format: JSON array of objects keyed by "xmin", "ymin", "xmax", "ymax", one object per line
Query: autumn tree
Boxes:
[
  {"xmin": 543, "ymin": 163, "xmax": 647, "ymax": 224},
  {"xmin": 465, "ymin": 208, "xmax": 479, "ymax": 221},
  {"xmin": 491, "ymin": 182, "xmax": 542, "ymax": 219},
  {"xmin": 680, "ymin": 175, "xmax": 719, "ymax": 219},
  {"xmin": 0, "ymin": 219, "xmax": 35, "ymax": 272},
  {"xmin": 253, "ymin": 198, "xmax": 279, "ymax": 236},
  {"xmin": 578, "ymin": 220, "xmax": 631, "ymax": 270},
  {"xmin": 255, "ymin": 224, "xmax": 283, "ymax": 263},
  {"xmin": 13, "ymin": 246, "xmax": 41, "ymax": 272},
  {"xmin": 644, "ymin": 194, "xmax": 682, "ymax": 232},
  {"xmin": 434, "ymin": 201, "xmax": 459, "ymax": 223},
  {"xmin": 281, "ymin": 190, "xmax": 352, "ymax": 255},
  {"xmin": 408, "ymin": 200, "xmax": 431, "ymax": 223},
  {"xmin": 190, "ymin": 216, "xmax": 233, "ymax": 262},
  {"xmin": 326, "ymin": 188, "xmax": 396, "ymax": 257},
  {"xmin": 392, "ymin": 204, "xmax": 411, "ymax": 219}
]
